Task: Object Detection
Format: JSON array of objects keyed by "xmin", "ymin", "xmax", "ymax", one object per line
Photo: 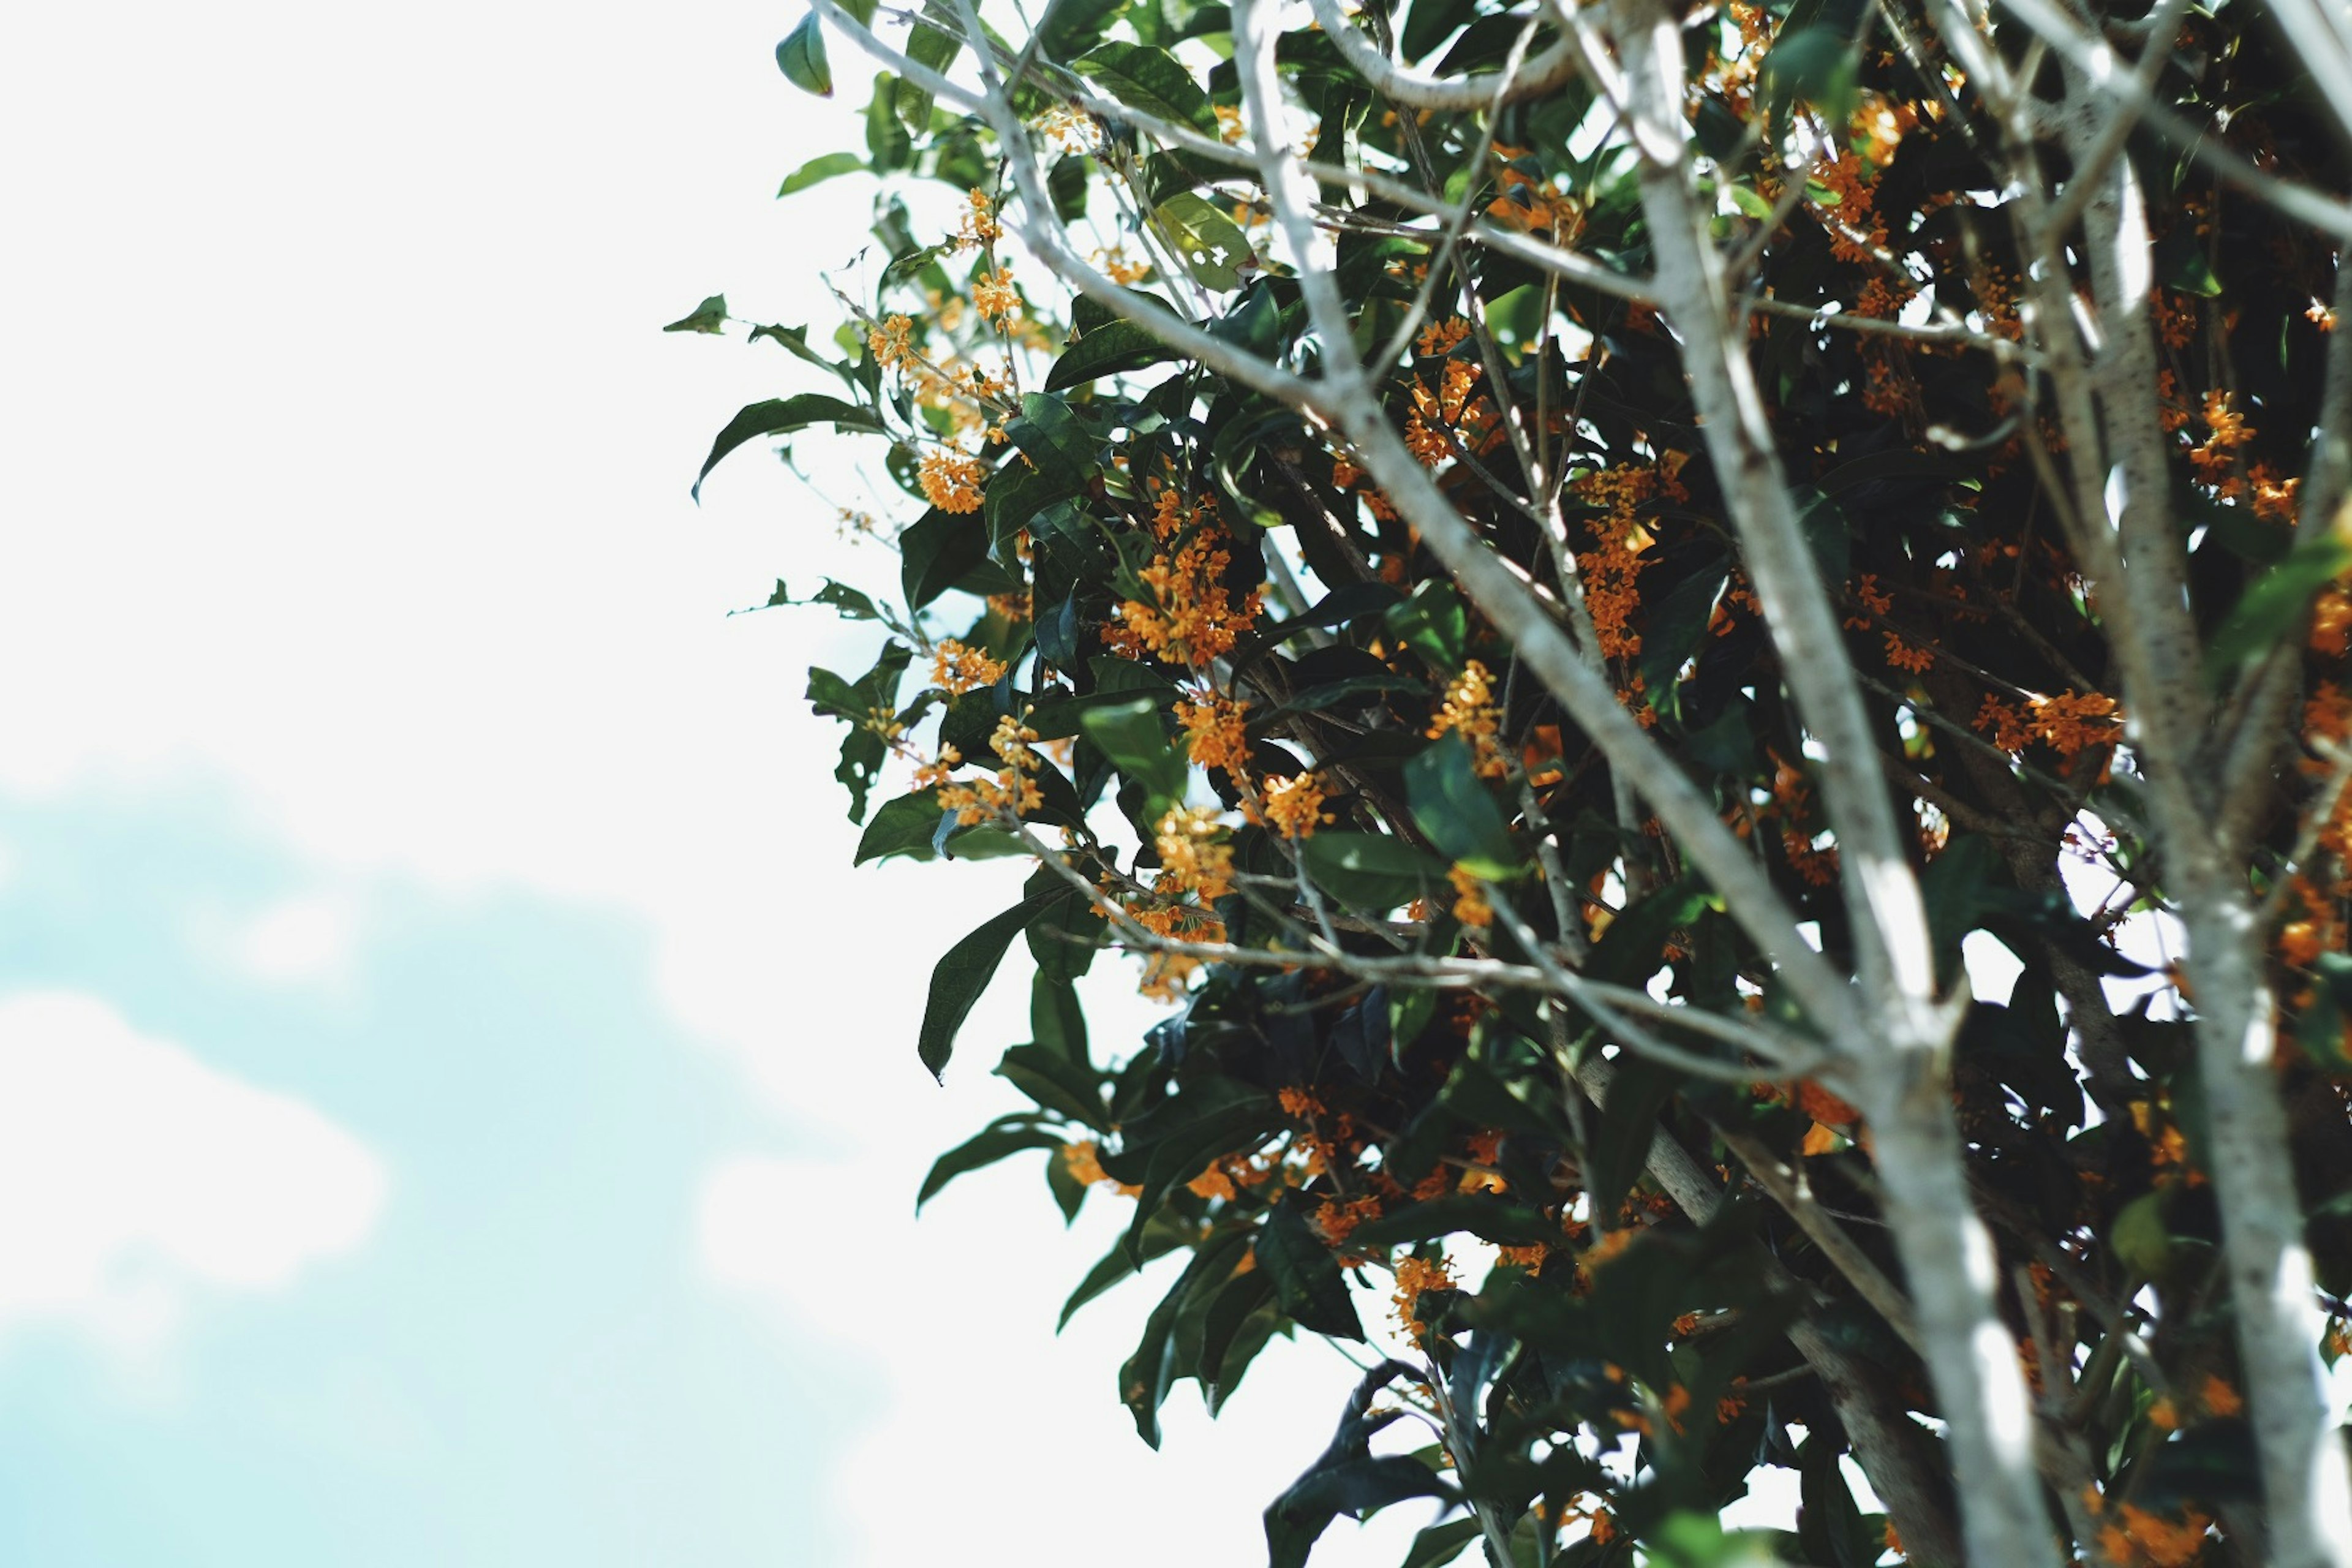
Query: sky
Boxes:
[{"xmin": 0, "ymin": 1, "xmax": 1430, "ymax": 1562}]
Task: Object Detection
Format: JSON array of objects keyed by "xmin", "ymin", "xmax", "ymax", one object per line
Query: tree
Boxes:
[{"xmin": 679, "ymin": 0, "xmax": 2352, "ymax": 1560}]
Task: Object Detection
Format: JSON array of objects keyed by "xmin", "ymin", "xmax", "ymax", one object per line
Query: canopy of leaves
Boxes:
[{"xmin": 684, "ymin": 0, "xmax": 2352, "ymax": 1561}]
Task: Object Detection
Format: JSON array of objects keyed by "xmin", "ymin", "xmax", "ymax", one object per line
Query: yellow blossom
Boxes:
[
  {"xmin": 1428, "ymin": 660, "xmax": 1508, "ymax": 777},
  {"xmin": 1261, "ymin": 773, "xmax": 1332, "ymax": 839},
  {"xmin": 918, "ymin": 449, "xmax": 987, "ymax": 514},
  {"xmin": 931, "ymin": 639, "xmax": 1007, "ymax": 695}
]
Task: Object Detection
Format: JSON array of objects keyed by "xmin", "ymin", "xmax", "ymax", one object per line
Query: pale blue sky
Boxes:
[
  {"xmin": 0, "ymin": 1, "xmax": 1414, "ymax": 1562},
  {"xmin": 0, "ymin": 791, "xmax": 850, "ymax": 1566}
]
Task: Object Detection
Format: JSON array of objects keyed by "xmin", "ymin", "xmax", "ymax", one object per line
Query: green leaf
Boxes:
[
  {"xmin": 1038, "ymin": 0, "xmax": 1128, "ymax": 61},
  {"xmin": 693, "ymin": 394, "xmax": 884, "ymax": 500},
  {"xmin": 1762, "ymin": 26, "xmax": 1856, "ymax": 142},
  {"xmin": 1637, "ymin": 563, "xmax": 1728, "ymax": 724},
  {"xmin": 775, "ymin": 12, "xmax": 833, "ymax": 97},
  {"xmin": 1791, "ymin": 483, "xmax": 1852, "ymax": 587},
  {"xmin": 744, "ymin": 322, "xmax": 844, "ymax": 382},
  {"xmin": 1815, "ymin": 448, "xmax": 1971, "ymax": 496},
  {"xmin": 854, "ymin": 790, "xmax": 946, "ymax": 864},
  {"xmin": 1078, "ymin": 696, "xmax": 1187, "ymax": 807},
  {"xmin": 2203, "ymin": 530, "xmax": 2352, "ymax": 686},
  {"xmin": 777, "ymin": 150, "xmax": 866, "ymax": 197},
  {"xmin": 864, "ymin": 71, "xmax": 913, "ymax": 173},
  {"xmin": 899, "ymin": 507, "xmax": 992, "ymax": 609},
  {"xmin": 1403, "ymin": 733, "xmax": 1517, "ymax": 877},
  {"xmin": 1585, "ymin": 1056, "xmax": 1678, "ymax": 1219},
  {"xmin": 1121, "ymin": 1229, "xmax": 1253, "ymax": 1447},
  {"xmin": 1121, "ymin": 1099, "xmax": 1284, "ymax": 1262},
  {"xmin": 1299, "ymin": 831, "xmax": 1447, "ymax": 911},
  {"xmin": 1045, "ymin": 318, "xmax": 1179, "ymax": 391},
  {"xmin": 1257, "ymin": 1193, "xmax": 1367, "ymax": 1340},
  {"xmin": 1383, "ymin": 579, "xmax": 1467, "ymax": 672},
  {"xmin": 916, "ymin": 1116, "xmax": 1062, "ymax": 1210},
  {"xmin": 1033, "ymin": 973, "xmax": 1090, "ymax": 1063},
  {"xmin": 1153, "ymin": 192, "xmax": 1253, "ymax": 292},
  {"xmin": 1074, "ymin": 42, "xmax": 1218, "ymax": 136},
  {"xmin": 1398, "ymin": 1518, "xmax": 1484, "ymax": 1568},
  {"xmin": 661, "ymin": 293, "xmax": 729, "ymax": 334},
  {"xmin": 1268, "ymin": 1456, "xmax": 1455, "ymax": 1568},
  {"xmin": 1006, "ymin": 391, "xmax": 1098, "ymax": 492},
  {"xmin": 2112, "ymin": 1189, "xmax": 2175, "ymax": 1278},
  {"xmin": 997, "ymin": 1042, "xmax": 1110, "ymax": 1129},
  {"xmin": 895, "ymin": 21, "xmax": 959, "ymax": 131},
  {"xmin": 918, "ymin": 897, "xmax": 1050, "ymax": 1079},
  {"xmin": 1589, "ymin": 876, "xmax": 1710, "ymax": 986},
  {"xmin": 1060, "ymin": 1241, "xmax": 1144, "ymax": 1330},
  {"xmin": 1346, "ymin": 1193, "xmax": 1561, "ymax": 1250},
  {"xmin": 1197, "ymin": 1264, "xmax": 1279, "ymax": 1408},
  {"xmin": 807, "ymin": 642, "xmax": 911, "ymax": 821}
]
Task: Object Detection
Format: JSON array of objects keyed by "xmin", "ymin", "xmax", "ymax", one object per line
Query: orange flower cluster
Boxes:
[
  {"xmin": 930, "ymin": 638, "xmax": 1007, "ymax": 695},
  {"xmin": 952, "ymin": 187, "xmax": 1001, "ymax": 251},
  {"xmin": 2312, "ymin": 589, "xmax": 2352, "ymax": 658},
  {"xmin": 1258, "ymin": 772, "xmax": 1332, "ymax": 839},
  {"xmin": 2248, "ymin": 462, "xmax": 2301, "ymax": 524},
  {"xmin": 1104, "ymin": 495, "xmax": 1264, "ymax": 666},
  {"xmin": 867, "ymin": 314, "xmax": 914, "ymax": 368},
  {"xmin": 1118, "ymin": 897, "xmax": 1226, "ymax": 1001},
  {"xmin": 1447, "ymin": 864, "xmax": 1494, "ymax": 927},
  {"xmin": 1974, "ymin": 690, "xmax": 2123, "ymax": 758},
  {"xmin": 1060, "ymin": 1139, "xmax": 1140, "ymax": 1196},
  {"xmin": 1091, "ymin": 246, "xmax": 1150, "ymax": 285},
  {"xmin": 2092, "ymin": 1499, "xmax": 2213, "ymax": 1567},
  {"xmin": 937, "ymin": 714, "xmax": 1045, "ymax": 825},
  {"xmin": 1811, "ymin": 147, "xmax": 1888, "ymax": 266},
  {"xmin": 972, "ymin": 264, "xmax": 1019, "ymax": 325},
  {"xmin": 1845, "ymin": 573, "xmax": 1894, "ymax": 627},
  {"xmin": 1403, "ymin": 358, "xmax": 1499, "ymax": 467},
  {"xmin": 1415, "ymin": 318, "xmax": 1472, "ymax": 358},
  {"xmin": 2188, "ymin": 391, "xmax": 2256, "ymax": 482},
  {"xmin": 1767, "ymin": 752, "xmax": 1841, "ymax": 886},
  {"xmin": 1314, "ymin": 1191, "xmax": 1385, "ymax": 1247},
  {"xmin": 918, "ymin": 449, "xmax": 987, "ymax": 513},
  {"xmin": 1177, "ymin": 692, "xmax": 1252, "ymax": 775},
  {"xmin": 1391, "ymin": 1253, "xmax": 1457, "ymax": 1346},
  {"xmin": 1569, "ymin": 459, "xmax": 1685, "ymax": 660},
  {"xmin": 1484, "ymin": 145, "xmax": 1580, "ymax": 235},
  {"xmin": 1154, "ymin": 805, "xmax": 1235, "ymax": 905},
  {"xmin": 1427, "ymin": 659, "xmax": 1507, "ymax": 776}
]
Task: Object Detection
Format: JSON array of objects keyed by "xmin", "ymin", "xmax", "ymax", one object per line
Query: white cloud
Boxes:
[
  {"xmin": 698, "ymin": 1148, "xmax": 1434, "ymax": 1567},
  {"xmin": 0, "ymin": 991, "xmax": 387, "ymax": 1348},
  {"xmin": 227, "ymin": 891, "xmax": 364, "ymax": 990}
]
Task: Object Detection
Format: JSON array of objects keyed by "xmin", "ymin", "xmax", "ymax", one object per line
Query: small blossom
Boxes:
[
  {"xmin": 973, "ymin": 265, "xmax": 1019, "ymax": 325},
  {"xmin": 931, "ymin": 639, "xmax": 1007, "ymax": 695},
  {"xmin": 1447, "ymin": 864, "xmax": 1493, "ymax": 927},
  {"xmin": 918, "ymin": 449, "xmax": 988, "ymax": 513},
  {"xmin": 867, "ymin": 314, "xmax": 914, "ymax": 368},
  {"xmin": 1261, "ymin": 773, "xmax": 1332, "ymax": 839}
]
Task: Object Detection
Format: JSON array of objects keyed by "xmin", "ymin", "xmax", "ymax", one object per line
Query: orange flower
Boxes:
[
  {"xmin": 1391, "ymin": 1253, "xmax": 1457, "ymax": 1345},
  {"xmin": 1103, "ymin": 503, "xmax": 1264, "ymax": 666},
  {"xmin": 1261, "ymin": 773, "xmax": 1332, "ymax": 839},
  {"xmin": 1176, "ymin": 692, "xmax": 1253, "ymax": 774},
  {"xmin": 1428, "ymin": 660, "xmax": 1508, "ymax": 776},
  {"xmin": 1155, "ymin": 805, "xmax": 1235, "ymax": 905},
  {"xmin": 1447, "ymin": 864, "xmax": 1494, "ymax": 927},
  {"xmin": 867, "ymin": 314, "xmax": 914, "ymax": 368},
  {"xmin": 931, "ymin": 638, "xmax": 1007, "ymax": 695},
  {"xmin": 918, "ymin": 449, "xmax": 987, "ymax": 513},
  {"xmin": 954, "ymin": 187, "xmax": 1002, "ymax": 250},
  {"xmin": 2198, "ymin": 1374, "xmax": 2242, "ymax": 1418},
  {"xmin": 973, "ymin": 265, "xmax": 1019, "ymax": 325}
]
